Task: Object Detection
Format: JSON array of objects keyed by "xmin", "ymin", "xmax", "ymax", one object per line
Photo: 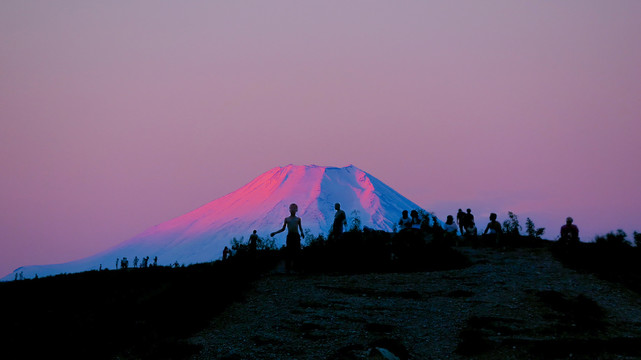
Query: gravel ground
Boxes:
[{"xmin": 188, "ymin": 247, "xmax": 641, "ymax": 360}]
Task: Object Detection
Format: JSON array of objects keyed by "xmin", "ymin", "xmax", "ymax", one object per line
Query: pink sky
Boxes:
[{"xmin": 1, "ymin": 1, "xmax": 640, "ymax": 278}]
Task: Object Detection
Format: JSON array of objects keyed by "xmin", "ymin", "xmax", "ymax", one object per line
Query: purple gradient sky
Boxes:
[{"xmin": 1, "ymin": 1, "xmax": 640, "ymax": 278}]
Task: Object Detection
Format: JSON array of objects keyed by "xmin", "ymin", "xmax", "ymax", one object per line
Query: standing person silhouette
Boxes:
[
  {"xmin": 456, "ymin": 209, "xmax": 466, "ymax": 234},
  {"xmin": 331, "ymin": 203, "xmax": 347, "ymax": 239},
  {"xmin": 271, "ymin": 203, "xmax": 305, "ymax": 273},
  {"xmin": 248, "ymin": 230, "xmax": 260, "ymax": 258},
  {"xmin": 465, "ymin": 209, "xmax": 475, "ymax": 229}
]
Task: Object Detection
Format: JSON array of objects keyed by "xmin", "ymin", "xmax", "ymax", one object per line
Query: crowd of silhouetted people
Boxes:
[
  {"xmin": 10, "ymin": 203, "xmax": 583, "ymax": 281},
  {"xmin": 394, "ymin": 208, "xmax": 581, "ymax": 249},
  {"xmin": 222, "ymin": 201, "xmax": 581, "ymax": 274},
  {"xmin": 395, "ymin": 208, "xmax": 581, "ymax": 250},
  {"xmin": 115, "ymin": 255, "xmax": 158, "ymax": 270}
]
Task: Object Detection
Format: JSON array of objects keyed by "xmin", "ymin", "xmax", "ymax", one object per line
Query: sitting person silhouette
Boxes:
[
  {"xmin": 444, "ymin": 215, "xmax": 458, "ymax": 233},
  {"xmin": 444, "ymin": 215, "xmax": 459, "ymax": 245},
  {"xmin": 410, "ymin": 210, "xmax": 422, "ymax": 230},
  {"xmin": 483, "ymin": 213, "xmax": 503, "ymax": 247},
  {"xmin": 398, "ymin": 210, "xmax": 412, "ymax": 231},
  {"xmin": 464, "ymin": 220, "xmax": 478, "ymax": 247},
  {"xmin": 560, "ymin": 217, "xmax": 579, "ymax": 245}
]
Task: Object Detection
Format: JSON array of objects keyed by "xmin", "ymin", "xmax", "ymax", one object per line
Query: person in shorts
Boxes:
[{"xmin": 271, "ymin": 203, "xmax": 305, "ymax": 273}]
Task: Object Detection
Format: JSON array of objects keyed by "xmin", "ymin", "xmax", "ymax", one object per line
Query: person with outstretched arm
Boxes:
[{"xmin": 271, "ymin": 203, "xmax": 305, "ymax": 273}]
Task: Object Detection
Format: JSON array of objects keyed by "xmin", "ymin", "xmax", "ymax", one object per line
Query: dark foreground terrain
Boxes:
[
  {"xmin": 190, "ymin": 246, "xmax": 641, "ymax": 360},
  {"xmin": 2, "ymin": 231, "xmax": 641, "ymax": 360}
]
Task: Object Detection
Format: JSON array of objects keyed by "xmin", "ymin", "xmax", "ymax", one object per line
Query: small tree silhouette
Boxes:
[
  {"xmin": 257, "ymin": 235, "xmax": 276, "ymax": 251},
  {"xmin": 502, "ymin": 211, "xmax": 522, "ymax": 236},
  {"xmin": 230, "ymin": 236, "xmax": 246, "ymax": 251},
  {"xmin": 525, "ymin": 217, "xmax": 545, "ymax": 239}
]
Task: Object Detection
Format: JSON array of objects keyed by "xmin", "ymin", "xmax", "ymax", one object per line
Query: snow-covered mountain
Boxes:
[{"xmin": 3, "ymin": 165, "xmax": 430, "ymax": 281}]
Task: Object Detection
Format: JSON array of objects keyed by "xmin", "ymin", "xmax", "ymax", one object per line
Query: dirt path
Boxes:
[{"xmin": 188, "ymin": 247, "xmax": 641, "ymax": 359}]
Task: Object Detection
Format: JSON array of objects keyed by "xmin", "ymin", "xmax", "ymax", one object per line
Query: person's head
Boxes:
[
  {"xmin": 289, "ymin": 203, "xmax": 298, "ymax": 214},
  {"xmin": 467, "ymin": 208, "xmax": 472, "ymax": 214},
  {"xmin": 410, "ymin": 210, "xmax": 418, "ymax": 218},
  {"xmin": 489, "ymin": 213, "xmax": 497, "ymax": 221},
  {"xmin": 458, "ymin": 209, "xmax": 463, "ymax": 213},
  {"xmin": 566, "ymin": 217, "xmax": 573, "ymax": 224},
  {"xmin": 447, "ymin": 215, "xmax": 454, "ymax": 224},
  {"xmin": 253, "ymin": 230, "xmax": 257, "ymax": 234},
  {"xmin": 402, "ymin": 210, "xmax": 408, "ymax": 217},
  {"xmin": 335, "ymin": 203, "xmax": 340, "ymax": 210}
]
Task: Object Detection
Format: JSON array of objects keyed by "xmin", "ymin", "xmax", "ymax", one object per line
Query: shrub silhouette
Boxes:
[
  {"xmin": 502, "ymin": 211, "xmax": 522, "ymax": 236},
  {"xmin": 595, "ymin": 229, "xmax": 632, "ymax": 249},
  {"xmin": 525, "ymin": 217, "xmax": 545, "ymax": 239},
  {"xmin": 551, "ymin": 232, "xmax": 641, "ymax": 294},
  {"xmin": 301, "ymin": 228, "xmax": 471, "ymax": 273}
]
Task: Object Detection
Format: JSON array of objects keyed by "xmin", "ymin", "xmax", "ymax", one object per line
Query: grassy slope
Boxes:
[{"xmin": 0, "ymin": 252, "xmax": 281, "ymax": 360}]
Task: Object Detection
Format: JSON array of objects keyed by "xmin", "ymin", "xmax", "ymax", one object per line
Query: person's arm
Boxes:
[
  {"xmin": 271, "ymin": 219, "xmax": 287, "ymax": 237},
  {"xmin": 298, "ymin": 218, "xmax": 304, "ymax": 238},
  {"xmin": 483, "ymin": 224, "xmax": 490, "ymax": 235}
]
